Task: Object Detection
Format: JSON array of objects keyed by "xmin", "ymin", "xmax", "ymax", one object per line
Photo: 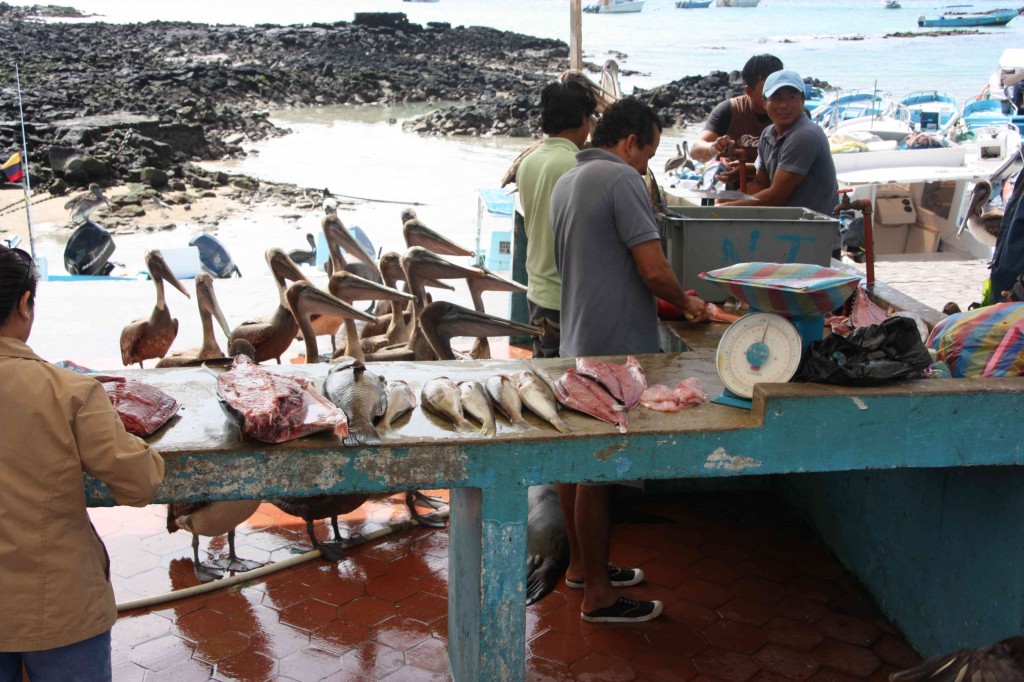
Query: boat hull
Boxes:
[
  {"xmin": 716, "ymin": 0, "xmax": 760, "ymax": 6},
  {"xmin": 677, "ymin": 0, "xmax": 713, "ymax": 7},
  {"xmin": 590, "ymin": 0, "xmax": 644, "ymax": 12},
  {"xmin": 917, "ymin": 10, "xmax": 1016, "ymax": 28}
]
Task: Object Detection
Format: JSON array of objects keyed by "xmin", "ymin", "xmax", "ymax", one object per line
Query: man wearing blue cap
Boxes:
[{"xmin": 724, "ymin": 69, "xmax": 841, "ymax": 257}]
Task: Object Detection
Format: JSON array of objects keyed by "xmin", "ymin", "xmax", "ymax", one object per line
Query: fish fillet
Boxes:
[{"xmin": 554, "ymin": 369, "xmax": 627, "ymax": 433}]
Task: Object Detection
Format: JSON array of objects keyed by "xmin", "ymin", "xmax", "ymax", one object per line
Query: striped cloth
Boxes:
[
  {"xmin": 926, "ymin": 302, "xmax": 1024, "ymax": 378},
  {"xmin": 699, "ymin": 262, "xmax": 861, "ymax": 318}
]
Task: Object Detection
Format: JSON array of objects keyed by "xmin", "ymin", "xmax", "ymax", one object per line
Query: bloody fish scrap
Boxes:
[
  {"xmin": 96, "ymin": 375, "xmax": 180, "ymax": 437},
  {"xmin": 216, "ymin": 355, "xmax": 349, "ymax": 443}
]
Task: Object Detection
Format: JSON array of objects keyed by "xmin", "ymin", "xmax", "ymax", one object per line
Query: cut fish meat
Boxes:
[
  {"xmin": 96, "ymin": 375, "xmax": 180, "ymax": 437},
  {"xmin": 574, "ymin": 355, "xmax": 647, "ymax": 409},
  {"xmin": 216, "ymin": 355, "xmax": 349, "ymax": 443},
  {"xmin": 554, "ymin": 369, "xmax": 627, "ymax": 433},
  {"xmin": 639, "ymin": 378, "xmax": 708, "ymax": 413}
]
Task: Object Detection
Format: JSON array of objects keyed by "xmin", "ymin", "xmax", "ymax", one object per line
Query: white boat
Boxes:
[
  {"xmin": 583, "ymin": 0, "xmax": 645, "ymax": 13},
  {"xmin": 810, "ymin": 91, "xmax": 915, "ymax": 142},
  {"xmin": 716, "ymin": 0, "xmax": 761, "ymax": 6},
  {"xmin": 833, "ymin": 143, "xmax": 1019, "ymax": 262}
]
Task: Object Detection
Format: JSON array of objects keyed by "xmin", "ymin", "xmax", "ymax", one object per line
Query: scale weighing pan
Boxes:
[{"xmin": 699, "ymin": 262, "xmax": 862, "ymax": 409}]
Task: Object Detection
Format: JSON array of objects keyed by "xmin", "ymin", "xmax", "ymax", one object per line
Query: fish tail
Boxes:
[
  {"xmin": 551, "ymin": 417, "xmax": 572, "ymax": 435},
  {"xmin": 512, "ymin": 417, "xmax": 533, "ymax": 431},
  {"xmin": 343, "ymin": 422, "xmax": 383, "ymax": 447}
]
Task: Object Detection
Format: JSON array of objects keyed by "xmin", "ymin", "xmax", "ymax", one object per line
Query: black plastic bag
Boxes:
[{"xmin": 794, "ymin": 316, "xmax": 933, "ymax": 385}]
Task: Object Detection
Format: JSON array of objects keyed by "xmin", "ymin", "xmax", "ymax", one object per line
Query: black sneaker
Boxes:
[
  {"xmin": 565, "ymin": 564, "xmax": 644, "ymax": 589},
  {"xmin": 581, "ymin": 596, "xmax": 664, "ymax": 623}
]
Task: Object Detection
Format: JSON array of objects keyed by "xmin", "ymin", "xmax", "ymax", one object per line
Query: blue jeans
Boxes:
[{"xmin": 0, "ymin": 630, "xmax": 111, "ymax": 682}]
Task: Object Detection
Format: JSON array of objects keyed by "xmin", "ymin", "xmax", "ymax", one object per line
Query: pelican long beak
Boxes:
[
  {"xmin": 146, "ymin": 250, "xmax": 191, "ymax": 299},
  {"xmin": 286, "ymin": 281, "xmax": 377, "ymax": 324},
  {"xmin": 403, "ymin": 220, "xmax": 475, "ymax": 257},
  {"xmin": 197, "ymin": 276, "xmax": 232, "ymax": 338},
  {"xmin": 402, "ymin": 247, "xmax": 484, "ymax": 282},
  {"xmin": 322, "ymin": 215, "xmax": 377, "ymax": 269},
  {"xmin": 469, "ymin": 268, "xmax": 528, "ymax": 294},
  {"xmin": 328, "ymin": 272, "xmax": 416, "ymax": 303},
  {"xmin": 418, "ymin": 301, "xmax": 540, "ymax": 359},
  {"xmin": 267, "ymin": 248, "xmax": 309, "ymax": 285}
]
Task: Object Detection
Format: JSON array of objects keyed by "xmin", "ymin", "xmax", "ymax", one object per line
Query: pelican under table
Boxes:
[{"xmin": 84, "ymin": 330, "xmax": 1024, "ymax": 680}]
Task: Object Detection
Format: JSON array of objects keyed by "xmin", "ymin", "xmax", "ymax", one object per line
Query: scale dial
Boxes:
[{"xmin": 716, "ymin": 312, "xmax": 803, "ymax": 399}]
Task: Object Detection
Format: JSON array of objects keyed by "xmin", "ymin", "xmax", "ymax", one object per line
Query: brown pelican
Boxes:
[
  {"xmin": 418, "ymin": 301, "xmax": 541, "ymax": 360},
  {"xmin": 284, "ymin": 281, "xmax": 376, "ymax": 364},
  {"xmin": 64, "ymin": 183, "xmax": 110, "ymax": 224},
  {"xmin": 664, "ymin": 141, "xmax": 695, "ymax": 174},
  {"xmin": 366, "ymin": 247, "xmax": 485, "ymax": 362},
  {"xmin": 156, "ymin": 273, "xmax": 232, "ymax": 368},
  {"xmin": 120, "ymin": 250, "xmax": 191, "ymax": 368},
  {"xmin": 271, "ymin": 495, "xmax": 369, "ymax": 562},
  {"xmin": 465, "ymin": 268, "xmax": 528, "ymax": 359},
  {"xmin": 322, "ymin": 214, "xmax": 381, "ymax": 283},
  {"xmin": 166, "ymin": 500, "xmax": 263, "ymax": 582},
  {"xmin": 324, "ymin": 273, "xmax": 414, "ymax": 362},
  {"xmin": 958, "ymin": 180, "xmax": 1003, "ymax": 247},
  {"xmin": 401, "ymin": 208, "xmax": 476, "ymax": 257},
  {"xmin": 287, "ymin": 233, "xmax": 317, "ymax": 266},
  {"xmin": 227, "ymin": 249, "xmax": 307, "ymax": 364},
  {"xmin": 359, "ymin": 251, "xmax": 456, "ymax": 342}
]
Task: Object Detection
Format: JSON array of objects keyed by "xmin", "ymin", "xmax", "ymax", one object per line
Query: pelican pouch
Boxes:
[{"xmin": 795, "ymin": 316, "xmax": 933, "ymax": 385}]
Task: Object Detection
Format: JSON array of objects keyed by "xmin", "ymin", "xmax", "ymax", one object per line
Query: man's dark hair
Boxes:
[
  {"xmin": 591, "ymin": 98, "xmax": 662, "ymax": 149},
  {"xmin": 540, "ymin": 80, "xmax": 598, "ymax": 135},
  {"xmin": 741, "ymin": 54, "xmax": 784, "ymax": 88}
]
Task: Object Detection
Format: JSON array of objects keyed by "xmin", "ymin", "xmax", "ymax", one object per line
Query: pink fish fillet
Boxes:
[
  {"xmin": 616, "ymin": 356, "xmax": 648, "ymax": 409},
  {"xmin": 574, "ymin": 355, "xmax": 648, "ymax": 409},
  {"xmin": 640, "ymin": 378, "xmax": 708, "ymax": 413},
  {"xmin": 554, "ymin": 369, "xmax": 627, "ymax": 433},
  {"xmin": 574, "ymin": 357, "xmax": 624, "ymax": 403}
]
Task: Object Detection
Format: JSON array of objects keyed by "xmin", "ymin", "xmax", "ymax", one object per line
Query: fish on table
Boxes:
[
  {"xmin": 554, "ymin": 369, "xmax": 627, "ymax": 433},
  {"xmin": 513, "ymin": 370, "xmax": 570, "ymax": 434},
  {"xmin": 485, "ymin": 374, "xmax": 533, "ymax": 431},
  {"xmin": 322, "ymin": 357, "xmax": 389, "ymax": 447},
  {"xmin": 574, "ymin": 355, "xmax": 648, "ymax": 410},
  {"xmin": 421, "ymin": 376, "xmax": 476, "ymax": 433},
  {"xmin": 379, "ymin": 380, "xmax": 417, "ymax": 434},
  {"xmin": 458, "ymin": 380, "xmax": 496, "ymax": 437}
]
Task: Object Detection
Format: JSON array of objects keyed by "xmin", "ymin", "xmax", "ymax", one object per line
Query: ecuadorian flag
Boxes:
[{"xmin": 2, "ymin": 152, "xmax": 23, "ymax": 183}]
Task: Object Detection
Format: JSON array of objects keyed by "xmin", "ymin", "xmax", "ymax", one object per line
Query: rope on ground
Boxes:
[
  {"xmin": 114, "ymin": 509, "xmax": 448, "ymax": 612},
  {"xmin": 328, "ymin": 192, "xmax": 428, "ymax": 207},
  {"xmin": 0, "ymin": 192, "xmax": 61, "ymax": 217}
]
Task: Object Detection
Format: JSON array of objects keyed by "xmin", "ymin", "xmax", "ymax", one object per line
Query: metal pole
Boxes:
[
  {"xmin": 14, "ymin": 64, "xmax": 35, "ymax": 258},
  {"xmin": 569, "ymin": 0, "xmax": 583, "ymax": 71}
]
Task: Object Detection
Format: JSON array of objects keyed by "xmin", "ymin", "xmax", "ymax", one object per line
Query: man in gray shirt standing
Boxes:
[{"xmin": 551, "ymin": 98, "xmax": 706, "ymax": 623}]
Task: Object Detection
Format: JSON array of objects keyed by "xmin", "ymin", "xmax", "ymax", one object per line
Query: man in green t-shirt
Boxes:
[{"xmin": 516, "ymin": 80, "xmax": 597, "ymax": 358}]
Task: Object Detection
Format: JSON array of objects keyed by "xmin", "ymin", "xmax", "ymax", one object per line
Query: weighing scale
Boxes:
[{"xmin": 699, "ymin": 263, "xmax": 862, "ymax": 410}]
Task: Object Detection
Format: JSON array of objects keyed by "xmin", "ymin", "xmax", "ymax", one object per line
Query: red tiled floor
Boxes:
[{"xmin": 104, "ymin": 492, "xmax": 927, "ymax": 680}]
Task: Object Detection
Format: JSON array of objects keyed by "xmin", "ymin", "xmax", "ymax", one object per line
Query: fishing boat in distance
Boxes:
[
  {"xmin": 677, "ymin": 0, "xmax": 713, "ymax": 7},
  {"xmin": 884, "ymin": 0, "xmax": 901, "ymax": 8},
  {"xmin": 917, "ymin": 7, "xmax": 1017, "ymax": 28},
  {"xmin": 716, "ymin": 0, "xmax": 760, "ymax": 6},
  {"xmin": 583, "ymin": 0, "xmax": 645, "ymax": 13}
]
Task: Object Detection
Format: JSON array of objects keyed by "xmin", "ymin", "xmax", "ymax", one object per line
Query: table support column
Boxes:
[{"xmin": 448, "ymin": 485, "xmax": 528, "ymax": 681}]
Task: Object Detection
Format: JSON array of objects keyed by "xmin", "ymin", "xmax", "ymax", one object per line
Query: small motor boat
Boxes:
[
  {"xmin": 189, "ymin": 233, "xmax": 241, "ymax": 278},
  {"xmin": 64, "ymin": 221, "xmax": 116, "ymax": 276}
]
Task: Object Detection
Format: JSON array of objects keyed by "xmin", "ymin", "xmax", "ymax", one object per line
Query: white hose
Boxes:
[{"xmin": 116, "ymin": 510, "xmax": 449, "ymax": 612}]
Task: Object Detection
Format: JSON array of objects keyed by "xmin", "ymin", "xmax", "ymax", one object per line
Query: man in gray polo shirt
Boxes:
[
  {"xmin": 550, "ymin": 98, "xmax": 706, "ymax": 623},
  {"xmin": 725, "ymin": 69, "xmax": 841, "ymax": 257}
]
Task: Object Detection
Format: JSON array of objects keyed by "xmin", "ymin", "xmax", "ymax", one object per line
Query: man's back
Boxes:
[{"xmin": 551, "ymin": 148, "xmax": 661, "ymax": 358}]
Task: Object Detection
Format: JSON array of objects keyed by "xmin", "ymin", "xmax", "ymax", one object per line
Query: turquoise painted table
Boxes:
[{"xmin": 83, "ymin": 352, "xmax": 1024, "ymax": 680}]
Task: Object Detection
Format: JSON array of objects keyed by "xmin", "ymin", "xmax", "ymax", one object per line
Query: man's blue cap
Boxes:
[{"xmin": 763, "ymin": 69, "xmax": 805, "ymax": 98}]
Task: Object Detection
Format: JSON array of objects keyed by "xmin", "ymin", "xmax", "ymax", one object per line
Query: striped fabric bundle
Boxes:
[
  {"xmin": 926, "ymin": 302, "xmax": 1024, "ymax": 378},
  {"xmin": 699, "ymin": 262, "xmax": 861, "ymax": 318}
]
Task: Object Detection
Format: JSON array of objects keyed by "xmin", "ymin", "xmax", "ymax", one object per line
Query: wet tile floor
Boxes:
[{"xmin": 94, "ymin": 489, "xmax": 925, "ymax": 681}]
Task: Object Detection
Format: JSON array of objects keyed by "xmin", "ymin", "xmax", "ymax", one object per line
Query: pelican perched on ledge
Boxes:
[
  {"xmin": 322, "ymin": 214, "xmax": 381, "ymax": 282},
  {"xmin": 958, "ymin": 179, "xmax": 1003, "ymax": 247},
  {"xmin": 120, "ymin": 250, "xmax": 191, "ymax": 368},
  {"xmin": 156, "ymin": 273, "xmax": 231, "ymax": 368},
  {"xmin": 284, "ymin": 281, "xmax": 376, "ymax": 364},
  {"xmin": 228, "ymin": 249, "xmax": 307, "ymax": 363},
  {"xmin": 325, "ymin": 273, "xmax": 414, "ymax": 362},
  {"xmin": 418, "ymin": 301, "xmax": 541, "ymax": 361}
]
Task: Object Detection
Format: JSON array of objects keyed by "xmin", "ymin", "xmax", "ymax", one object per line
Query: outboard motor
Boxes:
[
  {"xmin": 64, "ymin": 221, "xmax": 115, "ymax": 276},
  {"xmin": 189, "ymin": 233, "xmax": 241, "ymax": 278}
]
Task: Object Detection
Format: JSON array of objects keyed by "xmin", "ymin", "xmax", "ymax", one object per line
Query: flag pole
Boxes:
[{"xmin": 14, "ymin": 64, "xmax": 35, "ymax": 258}]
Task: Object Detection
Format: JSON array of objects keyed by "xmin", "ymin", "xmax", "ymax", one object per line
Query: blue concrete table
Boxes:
[{"xmin": 84, "ymin": 352, "xmax": 1024, "ymax": 680}]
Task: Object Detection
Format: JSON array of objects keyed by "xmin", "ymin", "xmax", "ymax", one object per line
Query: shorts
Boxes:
[{"xmin": 527, "ymin": 300, "xmax": 561, "ymax": 359}]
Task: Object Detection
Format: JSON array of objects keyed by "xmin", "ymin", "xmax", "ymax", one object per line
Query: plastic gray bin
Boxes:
[{"xmin": 657, "ymin": 206, "xmax": 839, "ymax": 303}]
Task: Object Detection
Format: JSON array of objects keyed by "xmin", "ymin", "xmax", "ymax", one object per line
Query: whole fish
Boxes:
[
  {"xmin": 513, "ymin": 370, "xmax": 570, "ymax": 434},
  {"xmin": 485, "ymin": 374, "xmax": 533, "ymax": 430},
  {"xmin": 555, "ymin": 369, "xmax": 627, "ymax": 433},
  {"xmin": 379, "ymin": 380, "xmax": 417, "ymax": 434},
  {"xmin": 458, "ymin": 380, "xmax": 497, "ymax": 437},
  {"xmin": 421, "ymin": 376, "xmax": 476, "ymax": 433},
  {"xmin": 323, "ymin": 357, "xmax": 388, "ymax": 447}
]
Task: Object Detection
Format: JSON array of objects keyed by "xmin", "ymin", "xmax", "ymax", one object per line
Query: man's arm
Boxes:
[
  {"xmin": 691, "ymin": 130, "xmax": 724, "ymax": 164},
  {"xmin": 690, "ymin": 101, "xmax": 732, "ymax": 163},
  {"xmin": 724, "ymin": 167, "xmax": 804, "ymax": 207},
  {"xmin": 630, "ymin": 239, "xmax": 707, "ymax": 320}
]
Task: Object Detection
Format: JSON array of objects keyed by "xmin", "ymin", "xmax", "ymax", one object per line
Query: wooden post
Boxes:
[{"xmin": 569, "ymin": 0, "xmax": 583, "ymax": 71}]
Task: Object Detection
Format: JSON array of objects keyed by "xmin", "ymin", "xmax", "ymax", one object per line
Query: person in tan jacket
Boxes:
[{"xmin": 0, "ymin": 245, "xmax": 165, "ymax": 681}]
